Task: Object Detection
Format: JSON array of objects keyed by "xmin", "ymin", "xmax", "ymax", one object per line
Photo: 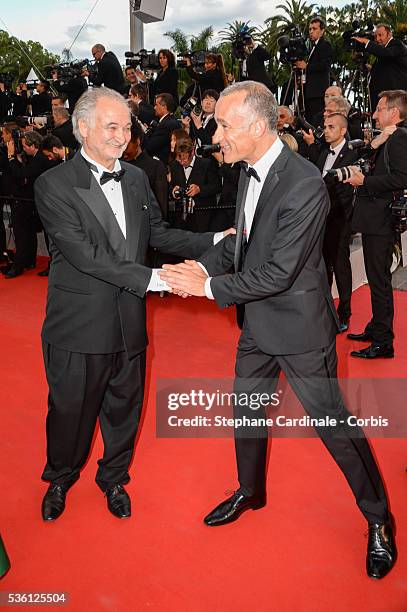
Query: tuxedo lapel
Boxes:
[
  {"xmin": 234, "ymin": 169, "xmax": 250, "ymax": 272},
  {"xmin": 119, "ymin": 166, "xmax": 144, "ymax": 261},
  {"xmin": 332, "ymin": 143, "xmax": 349, "ymax": 168}
]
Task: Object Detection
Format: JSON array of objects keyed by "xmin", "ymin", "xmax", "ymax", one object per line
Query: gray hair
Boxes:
[
  {"xmin": 52, "ymin": 106, "xmax": 69, "ymax": 121},
  {"xmin": 72, "ymin": 87, "xmax": 130, "ymax": 144},
  {"xmin": 220, "ymin": 81, "xmax": 278, "ymax": 133},
  {"xmin": 23, "ymin": 130, "xmax": 43, "ymax": 148},
  {"xmin": 326, "ymin": 95, "xmax": 351, "ymax": 116}
]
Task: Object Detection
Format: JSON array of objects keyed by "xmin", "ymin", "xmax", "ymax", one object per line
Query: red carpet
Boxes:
[{"xmin": 0, "ymin": 260, "xmax": 406, "ymax": 611}]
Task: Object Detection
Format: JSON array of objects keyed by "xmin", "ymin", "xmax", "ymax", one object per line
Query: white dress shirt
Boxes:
[
  {"xmin": 322, "ymin": 139, "xmax": 346, "ymax": 177},
  {"xmin": 203, "ymin": 137, "xmax": 284, "ymax": 299}
]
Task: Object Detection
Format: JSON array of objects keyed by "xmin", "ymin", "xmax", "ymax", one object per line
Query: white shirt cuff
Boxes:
[
  {"xmin": 147, "ymin": 269, "xmax": 170, "ymax": 292},
  {"xmin": 213, "ymin": 232, "xmax": 224, "ymax": 245},
  {"xmin": 204, "ymin": 277, "xmax": 214, "ymax": 300}
]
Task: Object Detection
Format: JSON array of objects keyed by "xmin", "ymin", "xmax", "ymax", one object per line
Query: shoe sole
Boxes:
[{"xmin": 204, "ymin": 502, "xmax": 266, "ymax": 527}]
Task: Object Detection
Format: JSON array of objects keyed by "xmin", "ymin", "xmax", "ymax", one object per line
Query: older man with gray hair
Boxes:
[
  {"xmin": 161, "ymin": 80, "xmax": 396, "ymax": 580},
  {"xmin": 34, "ymin": 87, "xmax": 222, "ymax": 522}
]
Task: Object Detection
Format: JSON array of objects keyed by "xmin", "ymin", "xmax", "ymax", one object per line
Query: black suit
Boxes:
[
  {"xmin": 144, "ymin": 113, "xmax": 181, "ymax": 165},
  {"xmin": 138, "ymin": 101, "xmax": 155, "ymax": 126},
  {"xmin": 185, "ymin": 66, "xmax": 225, "ymax": 98},
  {"xmin": 352, "ymin": 127, "xmax": 407, "ymax": 344},
  {"xmin": 169, "ymin": 157, "xmax": 221, "ymax": 232},
  {"xmin": 129, "ymin": 150, "xmax": 168, "ymax": 218},
  {"xmin": 189, "ymin": 115, "xmax": 217, "ymax": 147},
  {"xmin": 53, "ymin": 76, "xmax": 88, "ymax": 112},
  {"xmin": 315, "ymin": 142, "xmax": 359, "ymax": 320},
  {"xmin": 304, "ymin": 37, "xmax": 333, "ymax": 124},
  {"xmin": 34, "ymin": 152, "xmax": 214, "ymax": 490},
  {"xmin": 53, "ymin": 118, "xmax": 79, "ymax": 151},
  {"xmin": 199, "ymin": 143, "xmax": 389, "ymax": 525},
  {"xmin": 91, "ymin": 51, "xmax": 126, "ymax": 94},
  {"xmin": 367, "ymin": 38, "xmax": 407, "ymax": 112},
  {"xmin": 30, "ymin": 91, "xmax": 52, "ymax": 116},
  {"xmin": 243, "ymin": 46, "xmax": 276, "ymax": 93}
]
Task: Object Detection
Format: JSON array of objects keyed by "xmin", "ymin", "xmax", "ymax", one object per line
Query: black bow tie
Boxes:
[
  {"xmin": 100, "ymin": 169, "xmax": 125, "ymax": 186},
  {"xmin": 243, "ymin": 165, "xmax": 261, "ymax": 182},
  {"xmin": 329, "ymin": 148, "xmax": 336, "ymax": 155}
]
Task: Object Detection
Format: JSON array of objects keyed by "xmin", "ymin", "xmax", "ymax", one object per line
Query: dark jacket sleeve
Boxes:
[
  {"xmin": 367, "ymin": 39, "xmax": 407, "ymax": 59},
  {"xmin": 364, "ymin": 130, "xmax": 407, "ymax": 195}
]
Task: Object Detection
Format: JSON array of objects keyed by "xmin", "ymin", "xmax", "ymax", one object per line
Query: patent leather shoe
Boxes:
[
  {"xmin": 41, "ymin": 484, "xmax": 67, "ymax": 521},
  {"xmin": 347, "ymin": 331, "xmax": 373, "ymax": 342},
  {"xmin": 204, "ymin": 491, "xmax": 266, "ymax": 526},
  {"xmin": 351, "ymin": 344, "xmax": 394, "ymax": 359},
  {"xmin": 105, "ymin": 484, "xmax": 131, "ymax": 518},
  {"xmin": 366, "ymin": 520, "xmax": 397, "ymax": 579},
  {"xmin": 338, "ymin": 318, "xmax": 350, "ymax": 333},
  {"xmin": 4, "ymin": 264, "xmax": 24, "ymax": 279}
]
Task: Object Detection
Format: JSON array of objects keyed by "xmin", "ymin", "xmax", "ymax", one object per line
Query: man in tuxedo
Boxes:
[
  {"xmin": 353, "ymin": 24, "xmax": 407, "ymax": 113},
  {"xmin": 345, "ymin": 89, "xmax": 407, "ymax": 359},
  {"xmin": 87, "ymin": 44, "xmax": 126, "ymax": 94},
  {"xmin": 241, "ymin": 39, "xmax": 276, "ymax": 93},
  {"xmin": 295, "ymin": 17, "xmax": 333, "ymax": 125},
  {"xmin": 161, "ymin": 81, "xmax": 396, "ymax": 580},
  {"xmin": 34, "ymin": 87, "xmax": 221, "ymax": 522},
  {"xmin": 51, "ymin": 67, "xmax": 88, "ymax": 113},
  {"xmin": 144, "ymin": 93, "xmax": 181, "ymax": 164},
  {"xmin": 313, "ymin": 113, "xmax": 359, "ymax": 332},
  {"xmin": 30, "ymin": 80, "xmax": 52, "ymax": 116},
  {"xmin": 128, "ymin": 84, "xmax": 155, "ymax": 126},
  {"xmin": 52, "ymin": 106, "xmax": 79, "ymax": 150}
]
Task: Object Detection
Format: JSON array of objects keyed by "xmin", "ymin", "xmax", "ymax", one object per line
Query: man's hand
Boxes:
[
  {"xmin": 6, "ymin": 140, "xmax": 15, "ymax": 157},
  {"xmin": 223, "ymin": 227, "xmax": 236, "ymax": 238},
  {"xmin": 186, "ymin": 184, "xmax": 200, "ymax": 197},
  {"xmin": 181, "ymin": 116, "xmax": 191, "ymax": 132},
  {"xmin": 172, "ymin": 185, "xmax": 180, "ymax": 199},
  {"xmin": 295, "ymin": 60, "xmax": 307, "ymax": 70},
  {"xmin": 301, "ymin": 129, "xmax": 315, "ymax": 146},
  {"xmin": 353, "ymin": 36, "xmax": 369, "ymax": 45},
  {"xmin": 344, "ymin": 168, "xmax": 365, "ymax": 187},
  {"xmin": 371, "ymin": 125, "xmax": 397, "ymax": 149},
  {"xmin": 160, "ymin": 260, "xmax": 208, "ymax": 297}
]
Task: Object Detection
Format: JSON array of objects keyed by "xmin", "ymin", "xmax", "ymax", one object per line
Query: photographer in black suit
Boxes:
[
  {"xmin": 136, "ymin": 49, "xmax": 179, "ymax": 107},
  {"xmin": 30, "ymin": 80, "xmax": 52, "ymax": 116},
  {"xmin": 144, "ymin": 93, "xmax": 181, "ymax": 164},
  {"xmin": 353, "ymin": 24, "xmax": 407, "ymax": 112},
  {"xmin": 345, "ymin": 90, "xmax": 407, "ymax": 359},
  {"xmin": 295, "ymin": 17, "xmax": 333, "ymax": 125},
  {"xmin": 51, "ymin": 67, "xmax": 88, "ymax": 113},
  {"xmin": 181, "ymin": 89, "xmax": 218, "ymax": 148},
  {"xmin": 87, "ymin": 44, "xmax": 126, "ymax": 94},
  {"xmin": 52, "ymin": 106, "xmax": 78, "ymax": 150},
  {"xmin": 241, "ymin": 39, "xmax": 276, "ymax": 93},
  {"xmin": 314, "ymin": 113, "xmax": 359, "ymax": 332}
]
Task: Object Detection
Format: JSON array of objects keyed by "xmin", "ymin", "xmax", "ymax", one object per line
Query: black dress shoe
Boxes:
[
  {"xmin": 347, "ymin": 331, "xmax": 373, "ymax": 342},
  {"xmin": 338, "ymin": 318, "xmax": 350, "ymax": 333},
  {"xmin": 366, "ymin": 521, "xmax": 397, "ymax": 579},
  {"xmin": 204, "ymin": 491, "xmax": 266, "ymax": 526},
  {"xmin": 41, "ymin": 484, "xmax": 67, "ymax": 521},
  {"xmin": 4, "ymin": 264, "xmax": 24, "ymax": 279},
  {"xmin": 37, "ymin": 268, "xmax": 49, "ymax": 277},
  {"xmin": 105, "ymin": 484, "xmax": 131, "ymax": 518},
  {"xmin": 351, "ymin": 344, "xmax": 394, "ymax": 359}
]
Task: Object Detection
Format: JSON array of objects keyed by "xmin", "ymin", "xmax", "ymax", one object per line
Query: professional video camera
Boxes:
[
  {"xmin": 296, "ymin": 115, "xmax": 325, "ymax": 144},
  {"xmin": 390, "ymin": 190, "xmax": 407, "ymax": 232},
  {"xmin": 125, "ymin": 50, "xmax": 160, "ymax": 71},
  {"xmin": 0, "ymin": 72, "xmax": 16, "ymax": 91},
  {"xmin": 231, "ymin": 25, "xmax": 253, "ymax": 61},
  {"xmin": 278, "ymin": 25, "xmax": 308, "ymax": 64},
  {"xmin": 176, "ymin": 50, "xmax": 206, "ymax": 69},
  {"xmin": 196, "ymin": 143, "xmax": 221, "ymax": 158},
  {"xmin": 342, "ymin": 19, "xmax": 375, "ymax": 51},
  {"xmin": 173, "ymin": 187, "xmax": 194, "ymax": 221},
  {"xmin": 45, "ymin": 59, "xmax": 97, "ymax": 81}
]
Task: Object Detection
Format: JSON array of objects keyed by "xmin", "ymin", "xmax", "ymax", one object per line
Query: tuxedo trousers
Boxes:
[
  {"xmin": 233, "ymin": 324, "xmax": 389, "ymax": 524},
  {"xmin": 42, "ymin": 342, "xmax": 146, "ymax": 491},
  {"xmin": 323, "ymin": 217, "xmax": 352, "ymax": 320}
]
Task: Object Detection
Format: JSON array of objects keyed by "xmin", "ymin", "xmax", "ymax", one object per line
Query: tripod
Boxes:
[
  {"xmin": 347, "ymin": 52, "xmax": 373, "ymax": 137},
  {"xmin": 281, "ymin": 65, "xmax": 305, "ymax": 117}
]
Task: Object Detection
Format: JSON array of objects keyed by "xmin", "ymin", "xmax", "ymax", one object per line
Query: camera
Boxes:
[
  {"xmin": 176, "ymin": 50, "xmax": 206, "ymax": 69},
  {"xmin": 326, "ymin": 157, "xmax": 372, "ymax": 182},
  {"xmin": 342, "ymin": 20, "xmax": 375, "ymax": 51},
  {"xmin": 231, "ymin": 25, "xmax": 253, "ymax": 61},
  {"xmin": 125, "ymin": 50, "xmax": 160, "ymax": 71},
  {"xmin": 196, "ymin": 143, "xmax": 221, "ymax": 157},
  {"xmin": 296, "ymin": 115, "xmax": 325, "ymax": 144},
  {"xmin": 173, "ymin": 187, "xmax": 193, "ymax": 221},
  {"xmin": 390, "ymin": 191, "xmax": 407, "ymax": 232},
  {"xmin": 278, "ymin": 25, "xmax": 308, "ymax": 64},
  {"xmin": 181, "ymin": 96, "xmax": 198, "ymax": 118},
  {"xmin": 144, "ymin": 119, "xmax": 158, "ymax": 136},
  {"xmin": 11, "ymin": 129, "xmax": 24, "ymax": 155}
]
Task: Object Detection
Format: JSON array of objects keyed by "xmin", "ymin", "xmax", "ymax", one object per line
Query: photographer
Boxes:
[
  {"xmin": 87, "ymin": 44, "xmax": 126, "ymax": 94},
  {"xmin": 124, "ymin": 66, "xmax": 138, "ymax": 95},
  {"xmin": 136, "ymin": 49, "xmax": 179, "ymax": 106},
  {"xmin": 169, "ymin": 138, "xmax": 221, "ymax": 232},
  {"xmin": 185, "ymin": 53, "xmax": 227, "ymax": 97},
  {"xmin": 128, "ymin": 83, "xmax": 155, "ymax": 125},
  {"xmin": 144, "ymin": 93, "xmax": 181, "ymax": 164},
  {"xmin": 52, "ymin": 106, "xmax": 78, "ymax": 151},
  {"xmin": 345, "ymin": 90, "xmax": 407, "ymax": 359},
  {"xmin": 295, "ymin": 16, "xmax": 333, "ymax": 125},
  {"xmin": 3, "ymin": 129, "xmax": 54, "ymax": 278},
  {"xmin": 30, "ymin": 80, "xmax": 52, "ymax": 116},
  {"xmin": 353, "ymin": 24, "xmax": 407, "ymax": 112},
  {"xmin": 182, "ymin": 89, "xmax": 218, "ymax": 148},
  {"xmin": 0, "ymin": 81, "xmax": 11, "ymax": 122},
  {"xmin": 241, "ymin": 39, "xmax": 276, "ymax": 93},
  {"xmin": 313, "ymin": 113, "xmax": 360, "ymax": 331},
  {"xmin": 51, "ymin": 66, "xmax": 87, "ymax": 113}
]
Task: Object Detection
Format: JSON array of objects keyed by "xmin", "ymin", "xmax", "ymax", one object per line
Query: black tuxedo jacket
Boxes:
[
  {"xmin": 138, "ymin": 101, "xmax": 155, "ymax": 125},
  {"xmin": 190, "ymin": 116, "xmax": 217, "ymax": 146},
  {"xmin": 169, "ymin": 157, "xmax": 221, "ymax": 210},
  {"xmin": 199, "ymin": 145, "xmax": 339, "ymax": 355},
  {"xmin": 30, "ymin": 91, "xmax": 52, "ymax": 116},
  {"xmin": 368, "ymin": 38, "xmax": 407, "ymax": 108},
  {"xmin": 245, "ymin": 46, "xmax": 276, "ymax": 93},
  {"xmin": 53, "ymin": 118, "xmax": 79, "ymax": 151},
  {"xmin": 34, "ymin": 153, "xmax": 213, "ymax": 358},
  {"xmin": 305, "ymin": 38, "xmax": 332, "ymax": 100},
  {"xmin": 352, "ymin": 127, "xmax": 407, "ymax": 235},
  {"xmin": 53, "ymin": 76, "xmax": 88, "ymax": 112},
  {"xmin": 91, "ymin": 51, "xmax": 126, "ymax": 94},
  {"xmin": 315, "ymin": 142, "xmax": 359, "ymax": 221},
  {"xmin": 9, "ymin": 151, "xmax": 56, "ymax": 199},
  {"xmin": 129, "ymin": 150, "xmax": 168, "ymax": 218},
  {"xmin": 144, "ymin": 114, "xmax": 181, "ymax": 164}
]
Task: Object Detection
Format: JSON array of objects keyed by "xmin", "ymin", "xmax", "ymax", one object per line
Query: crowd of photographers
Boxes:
[{"xmin": 1, "ymin": 16, "xmax": 407, "ymax": 359}]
